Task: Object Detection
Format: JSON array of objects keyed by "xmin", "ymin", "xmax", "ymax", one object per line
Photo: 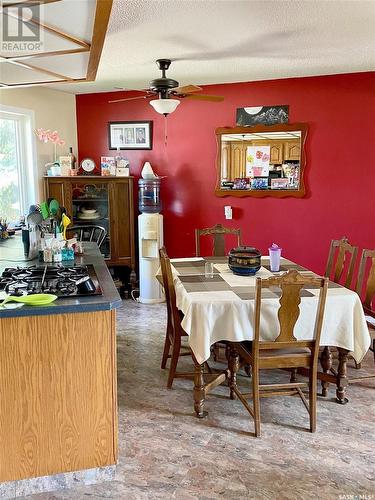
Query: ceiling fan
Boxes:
[{"xmin": 108, "ymin": 59, "xmax": 224, "ymax": 115}]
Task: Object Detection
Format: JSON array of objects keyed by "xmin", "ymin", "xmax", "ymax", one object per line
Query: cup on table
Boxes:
[
  {"xmin": 269, "ymin": 245, "xmax": 282, "ymax": 272},
  {"xmin": 204, "ymin": 261, "xmax": 214, "ymax": 278}
]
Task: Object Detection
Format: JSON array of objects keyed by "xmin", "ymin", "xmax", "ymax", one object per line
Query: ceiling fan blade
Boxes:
[
  {"xmin": 184, "ymin": 93, "xmax": 224, "ymax": 102},
  {"xmin": 108, "ymin": 95, "xmax": 148, "ymax": 103},
  {"xmin": 174, "ymin": 84, "xmax": 202, "ymax": 94}
]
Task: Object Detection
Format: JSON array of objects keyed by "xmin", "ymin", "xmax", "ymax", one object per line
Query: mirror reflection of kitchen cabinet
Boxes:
[
  {"xmin": 230, "ymin": 143, "xmax": 246, "ymax": 178},
  {"xmin": 221, "ymin": 142, "xmax": 231, "ymax": 179},
  {"xmin": 44, "ymin": 176, "xmax": 135, "ymax": 267},
  {"xmin": 284, "ymin": 141, "xmax": 300, "ymax": 161},
  {"xmin": 270, "ymin": 142, "xmax": 284, "ymax": 164},
  {"xmin": 216, "ymin": 123, "xmax": 308, "ymax": 198}
]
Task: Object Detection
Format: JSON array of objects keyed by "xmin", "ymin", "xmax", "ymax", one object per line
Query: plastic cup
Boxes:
[{"xmin": 269, "ymin": 248, "xmax": 281, "ymax": 272}]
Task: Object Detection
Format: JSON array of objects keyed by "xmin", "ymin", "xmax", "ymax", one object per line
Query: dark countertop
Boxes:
[{"xmin": 0, "ymin": 235, "xmax": 122, "ymax": 318}]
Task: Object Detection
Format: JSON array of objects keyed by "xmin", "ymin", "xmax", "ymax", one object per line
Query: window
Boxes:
[{"xmin": 0, "ymin": 106, "xmax": 37, "ymax": 221}]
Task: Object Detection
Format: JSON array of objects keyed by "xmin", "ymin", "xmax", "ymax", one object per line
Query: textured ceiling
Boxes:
[{"xmin": 54, "ymin": 0, "xmax": 375, "ymax": 94}]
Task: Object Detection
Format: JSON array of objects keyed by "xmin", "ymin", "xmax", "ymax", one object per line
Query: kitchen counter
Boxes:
[
  {"xmin": 0, "ymin": 235, "xmax": 119, "ymax": 486},
  {"xmin": 0, "ymin": 235, "xmax": 121, "ymax": 318}
]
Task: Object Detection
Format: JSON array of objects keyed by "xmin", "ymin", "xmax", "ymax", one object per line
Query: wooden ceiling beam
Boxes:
[
  {"xmin": 86, "ymin": 0, "xmax": 113, "ymax": 81},
  {"xmin": 4, "ymin": 47, "xmax": 89, "ymax": 61},
  {"xmin": 1, "ymin": 77, "xmax": 87, "ymax": 88}
]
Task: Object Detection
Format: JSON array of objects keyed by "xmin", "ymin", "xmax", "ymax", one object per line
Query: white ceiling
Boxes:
[{"xmin": 53, "ymin": 0, "xmax": 375, "ymax": 94}]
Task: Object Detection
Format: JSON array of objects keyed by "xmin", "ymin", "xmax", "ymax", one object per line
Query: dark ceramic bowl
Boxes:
[{"xmin": 228, "ymin": 246, "xmax": 262, "ymax": 276}]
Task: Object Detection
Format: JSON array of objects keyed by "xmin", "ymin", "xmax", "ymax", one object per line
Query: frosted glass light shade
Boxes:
[{"xmin": 150, "ymin": 98, "xmax": 180, "ymax": 115}]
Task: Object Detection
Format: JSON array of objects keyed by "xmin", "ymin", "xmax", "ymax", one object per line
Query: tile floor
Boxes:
[{"xmin": 26, "ymin": 300, "xmax": 375, "ymax": 499}]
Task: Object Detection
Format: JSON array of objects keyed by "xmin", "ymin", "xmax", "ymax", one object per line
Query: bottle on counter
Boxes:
[
  {"xmin": 62, "ymin": 242, "xmax": 75, "ymax": 261},
  {"xmin": 69, "ymin": 147, "xmax": 76, "ymax": 170},
  {"xmin": 43, "ymin": 247, "xmax": 53, "ymax": 263}
]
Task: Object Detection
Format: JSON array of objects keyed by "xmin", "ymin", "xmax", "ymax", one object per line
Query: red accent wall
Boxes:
[{"xmin": 76, "ymin": 72, "xmax": 375, "ymax": 274}]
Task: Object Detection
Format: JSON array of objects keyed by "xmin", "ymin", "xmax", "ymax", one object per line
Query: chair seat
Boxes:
[
  {"xmin": 239, "ymin": 341, "xmax": 311, "ymax": 369},
  {"xmin": 240, "ymin": 341, "xmax": 310, "ymax": 356}
]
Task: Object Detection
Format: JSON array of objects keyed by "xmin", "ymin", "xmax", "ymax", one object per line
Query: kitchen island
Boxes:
[{"xmin": 0, "ymin": 237, "xmax": 121, "ymax": 491}]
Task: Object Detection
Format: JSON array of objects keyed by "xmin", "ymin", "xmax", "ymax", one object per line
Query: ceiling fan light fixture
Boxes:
[{"xmin": 150, "ymin": 98, "xmax": 180, "ymax": 116}]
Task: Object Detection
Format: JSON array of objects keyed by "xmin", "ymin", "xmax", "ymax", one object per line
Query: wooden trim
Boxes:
[
  {"xmin": 110, "ymin": 309, "xmax": 118, "ymax": 462},
  {"xmin": 86, "ymin": 0, "xmax": 113, "ymax": 81},
  {"xmin": 5, "ymin": 47, "xmax": 89, "ymax": 61},
  {"xmin": 8, "ymin": 59, "xmax": 73, "ymax": 81},
  {"xmin": 2, "ymin": 77, "xmax": 87, "ymax": 88}
]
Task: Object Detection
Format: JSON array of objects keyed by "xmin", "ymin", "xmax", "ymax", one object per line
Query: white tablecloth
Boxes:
[{"xmin": 170, "ymin": 257, "xmax": 370, "ymax": 365}]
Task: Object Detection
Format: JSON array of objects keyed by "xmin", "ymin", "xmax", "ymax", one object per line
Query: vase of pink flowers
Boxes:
[{"xmin": 35, "ymin": 128, "xmax": 66, "ymax": 163}]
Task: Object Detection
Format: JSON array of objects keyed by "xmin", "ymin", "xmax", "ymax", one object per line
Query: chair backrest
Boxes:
[
  {"xmin": 356, "ymin": 248, "xmax": 375, "ymax": 314},
  {"xmin": 195, "ymin": 223, "xmax": 242, "ymax": 257},
  {"xmin": 67, "ymin": 225, "xmax": 107, "ymax": 248},
  {"xmin": 252, "ymin": 270, "xmax": 328, "ymax": 365},
  {"xmin": 324, "ymin": 236, "xmax": 358, "ymax": 288},
  {"xmin": 159, "ymin": 247, "xmax": 181, "ymax": 335}
]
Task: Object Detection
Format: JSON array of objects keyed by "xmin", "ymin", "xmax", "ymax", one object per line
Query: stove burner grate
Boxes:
[{"xmin": 0, "ymin": 264, "xmax": 101, "ymax": 298}]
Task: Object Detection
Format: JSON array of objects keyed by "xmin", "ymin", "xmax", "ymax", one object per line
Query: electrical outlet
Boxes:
[{"xmin": 224, "ymin": 206, "xmax": 232, "ymax": 219}]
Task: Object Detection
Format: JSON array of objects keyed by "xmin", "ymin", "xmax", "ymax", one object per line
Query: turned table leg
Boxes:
[
  {"xmin": 321, "ymin": 346, "xmax": 332, "ymax": 396},
  {"xmin": 336, "ymin": 347, "xmax": 349, "ymax": 404},
  {"xmin": 193, "ymin": 360, "xmax": 207, "ymax": 418},
  {"xmin": 227, "ymin": 344, "xmax": 240, "ymax": 400}
]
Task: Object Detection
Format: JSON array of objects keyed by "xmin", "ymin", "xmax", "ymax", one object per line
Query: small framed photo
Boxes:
[
  {"xmin": 101, "ymin": 156, "xmax": 116, "ymax": 176},
  {"xmin": 271, "ymin": 178, "xmax": 289, "ymax": 189},
  {"xmin": 59, "ymin": 156, "xmax": 72, "ymax": 175},
  {"xmin": 251, "ymin": 177, "xmax": 269, "ymax": 190},
  {"xmin": 108, "ymin": 121, "xmax": 153, "ymax": 150},
  {"xmin": 233, "ymin": 178, "xmax": 249, "ymax": 190}
]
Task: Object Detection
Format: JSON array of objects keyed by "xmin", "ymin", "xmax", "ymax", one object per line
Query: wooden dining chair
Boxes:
[
  {"xmin": 67, "ymin": 225, "xmax": 107, "ymax": 248},
  {"xmin": 195, "ymin": 223, "xmax": 242, "ymax": 257},
  {"xmin": 159, "ymin": 247, "xmax": 207, "ymax": 388},
  {"xmin": 324, "ymin": 236, "xmax": 358, "ymax": 288},
  {"xmin": 356, "ymin": 249, "xmax": 375, "ymax": 364},
  {"xmin": 228, "ymin": 270, "xmax": 328, "ymax": 437}
]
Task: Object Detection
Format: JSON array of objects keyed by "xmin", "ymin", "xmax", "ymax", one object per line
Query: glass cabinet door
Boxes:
[{"xmin": 71, "ymin": 182, "xmax": 111, "ymax": 259}]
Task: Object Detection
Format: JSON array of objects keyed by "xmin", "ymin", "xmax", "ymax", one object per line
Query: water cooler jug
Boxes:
[{"xmin": 138, "ymin": 178, "xmax": 164, "ymax": 303}]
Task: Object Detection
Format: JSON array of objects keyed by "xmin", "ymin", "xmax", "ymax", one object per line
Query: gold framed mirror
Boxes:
[{"xmin": 215, "ymin": 123, "xmax": 308, "ymax": 198}]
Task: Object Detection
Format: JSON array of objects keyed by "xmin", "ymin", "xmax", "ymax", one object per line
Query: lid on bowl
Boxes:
[{"xmin": 229, "ymin": 246, "xmax": 261, "ymax": 258}]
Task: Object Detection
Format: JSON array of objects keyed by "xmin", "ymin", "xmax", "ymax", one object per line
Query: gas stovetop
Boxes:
[{"xmin": 0, "ymin": 264, "xmax": 102, "ymax": 298}]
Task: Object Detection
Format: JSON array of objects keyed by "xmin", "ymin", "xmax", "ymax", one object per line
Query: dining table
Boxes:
[{"xmin": 164, "ymin": 255, "xmax": 370, "ymax": 417}]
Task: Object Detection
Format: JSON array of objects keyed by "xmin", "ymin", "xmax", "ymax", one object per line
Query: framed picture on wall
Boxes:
[{"xmin": 108, "ymin": 121, "xmax": 153, "ymax": 150}]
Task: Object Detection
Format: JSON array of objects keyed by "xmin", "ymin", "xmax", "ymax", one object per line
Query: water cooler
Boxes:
[{"xmin": 138, "ymin": 177, "xmax": 164, "ymax": 303}]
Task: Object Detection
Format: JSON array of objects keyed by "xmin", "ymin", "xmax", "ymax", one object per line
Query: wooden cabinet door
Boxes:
[
  {"xmin": 230, "ymin": 143, "xmax": 246, "ymax": 178},
  {"xmin": 270, "ymin": 143, "xmax": 283, "ymax": 164},
  {"xmin": 44, "ymin": 178, "xmax": 72, "ymax": 215},
  {"xmin": 109, "ymin": 179, "xmax": 135, "ymax": 267},
  {"xmin": 284, "ymin": 141, "xmax": 301, "ymax": 161}
]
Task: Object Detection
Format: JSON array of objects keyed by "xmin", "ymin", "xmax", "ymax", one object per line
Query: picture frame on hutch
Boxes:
[{"xmin": 108, "ymin": 121, "xmax": 153, "ymax": 150}]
